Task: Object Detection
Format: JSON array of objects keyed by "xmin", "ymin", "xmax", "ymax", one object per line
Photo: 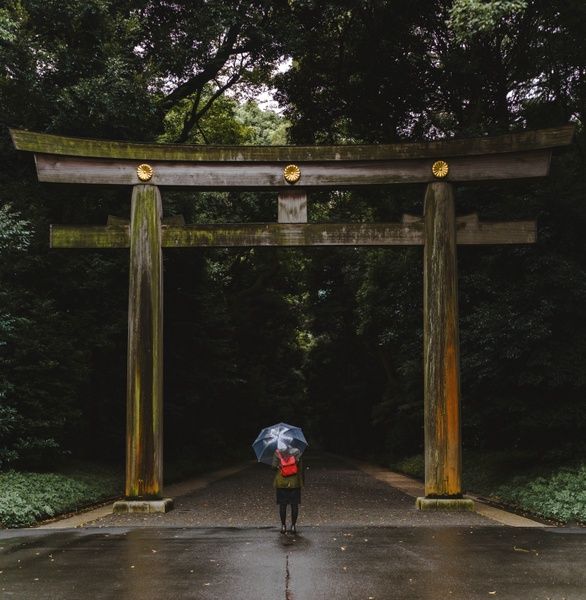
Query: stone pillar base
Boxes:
[
  {"xmin": 113, "ymin": 498, "xmax": 174, "ymax": 514},
  {"xmin": 416, "ymin": 497, "xmax": 475, "ymax": 511}
]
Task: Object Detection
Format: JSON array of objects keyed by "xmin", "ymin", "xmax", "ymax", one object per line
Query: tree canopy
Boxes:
[{"xmin": 0, "ymin": 0, "xmax": 584, "ymax": 470}]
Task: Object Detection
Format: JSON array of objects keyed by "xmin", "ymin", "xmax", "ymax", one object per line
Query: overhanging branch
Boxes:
[{"xmin": 160, "ymin": 23, "xmax": 243, "ymax": 112}]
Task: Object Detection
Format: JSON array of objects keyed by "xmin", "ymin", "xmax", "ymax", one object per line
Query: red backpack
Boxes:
[{"xmin": 276, "ymin": 450, "xmax": 298, "ymax": 477}]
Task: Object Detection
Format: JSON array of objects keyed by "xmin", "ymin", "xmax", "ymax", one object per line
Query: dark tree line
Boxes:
[
  {"xmin": 276, "ymin": 0, "xmax": 586, "ymax": 459},
  {"xmin": 0, "ymin": 1, "xmax": 584, "ymax": 470}
]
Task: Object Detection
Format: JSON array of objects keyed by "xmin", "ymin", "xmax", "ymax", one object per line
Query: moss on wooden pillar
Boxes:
[
  {"xmin": 422, "ymin": 181, "xmax": 463, "ymax": 500},
  {"xmin": 126, "ymin": 184, "xmax": 163, "ymax": 499}
]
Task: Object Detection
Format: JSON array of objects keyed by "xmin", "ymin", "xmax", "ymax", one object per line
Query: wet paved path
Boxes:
[
  {"xmin": 90, "ymin": 453, "xmax": 495, "ymax": 529},
  {"xmin": 1, "ymin": 453, "xmax": 585, "ymax": 599}
]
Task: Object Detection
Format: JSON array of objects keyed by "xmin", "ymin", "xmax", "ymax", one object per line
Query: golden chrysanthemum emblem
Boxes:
[
  {"xmin": 432, "ymin": 160, "xmax": 449, "ymax": 179},
  {"xmin": 137, "ymin": 163, "xmax": 154, "ymax": 181},
  {"xmin": 283, "ymin": 164, "xmax": 301, "ymax": 184}
]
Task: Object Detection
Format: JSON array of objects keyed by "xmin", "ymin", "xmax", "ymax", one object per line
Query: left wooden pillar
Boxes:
[{"xmin": 114, "ymin": 184, "xmax": 172, "ymax": 513}]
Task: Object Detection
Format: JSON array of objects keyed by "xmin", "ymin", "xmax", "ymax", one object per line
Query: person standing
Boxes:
[{"xmin": 273, "ymin": 445, "xmax": 304, "ymax": 534}]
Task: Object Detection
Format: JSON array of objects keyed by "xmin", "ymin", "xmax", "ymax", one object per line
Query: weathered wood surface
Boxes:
[
  {"xmin": 423, "ymin": 181, "xmax": 463, "ymax": 498},
  {"xmin": 34, "ymin": 150, "xmax": 552, "ymax": 187},
  {"xmin": 50, "ymin": 219, "xmax": 536, "ymax": 248},
  {"xmin": 126, "ymin": 185, "xmax": 163, "ymax": 499},
  {"xmin": 403, "ymin": 213, "xmax": 537, "ymax": 245},
  {"xmin": 278, "ymin": 191, "xmax": 308, "ymax": 223},
  {"xmin": 163, "ymin": 223, "xmax": 424, "ymax": 247},
  {"xmin": 11, "ymin": 125, "xmax": 574, "ymax": 161},
  {"xmin": 458, "ymin": 215, "xmax": 536, "ymax": 244},
  {"xmin": 51, "ymin": 225, "xmax": 129, "ymax": 248}
]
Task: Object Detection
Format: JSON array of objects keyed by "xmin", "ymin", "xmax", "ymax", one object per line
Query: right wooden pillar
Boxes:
[{"xmin": 418, "ymin": 181, "xmax": 473, "ymax": 510}]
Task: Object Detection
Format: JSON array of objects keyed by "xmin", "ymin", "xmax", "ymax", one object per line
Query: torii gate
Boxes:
[{"xmin": 11, "ymin": 125, "xmax": 574, "ymax": 512}]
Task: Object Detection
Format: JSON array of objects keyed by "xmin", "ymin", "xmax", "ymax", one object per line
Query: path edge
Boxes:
[
  {"xmin": 35, "ymin": 461, "xmax": 253, "ymax": 529},
  {"xmin": 347, "ymin": 457, "xmax": 550, "ymax": 528}
]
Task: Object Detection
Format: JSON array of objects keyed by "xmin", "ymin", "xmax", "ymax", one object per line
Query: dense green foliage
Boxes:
[
  {"xmin": 391, "ymin": 451, "xmax": 586, "ymax": 524},
  {"xmin": 0, "ymin": 0, "xmax": 585, "ymax": 499},
  {"xmin": 274, "ymin": 0, "xmax": 586, "ymax": 459},
  {"xmin": 0, "ymin": 450, "xmax": 248, "ymax": 527},
  {"xmin": 493, "ymin": 466, "xmax": 586, "ymax": 523},
  {"xmin": 0, "ymin": 467, "xmax": 120, "ymax": 527}
]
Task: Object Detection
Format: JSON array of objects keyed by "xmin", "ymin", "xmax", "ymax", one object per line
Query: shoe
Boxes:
[
  {"xmin": 289, "ymin": 525, "xmax": 297, "ymax": 535},
  {"xmin": 280, "ymin": 524, "xmax": 287, "ymax": 534}
]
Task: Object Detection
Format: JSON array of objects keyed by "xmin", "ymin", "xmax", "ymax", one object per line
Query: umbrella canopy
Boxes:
[{"xmin": 252, "ymin": 422, "xmax": 308, "ymax": 465}]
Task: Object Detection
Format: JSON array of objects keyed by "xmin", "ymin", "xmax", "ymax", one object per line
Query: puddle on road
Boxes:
[{"xmin": 277, "ymin": 533, "xmax": 311, "ymax": 551}]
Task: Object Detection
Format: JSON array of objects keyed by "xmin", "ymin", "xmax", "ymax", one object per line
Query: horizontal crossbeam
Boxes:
[
  {"xmin": 34, "ymin": 151, "xmax": 552, "ymax": 187},
  {"xmin": 11, "ymin": 125, "xmax": 574, "ymax": 162},
  {"xmin": 50, "ymin": 218, "xmax": 536, "ymax": 248}
]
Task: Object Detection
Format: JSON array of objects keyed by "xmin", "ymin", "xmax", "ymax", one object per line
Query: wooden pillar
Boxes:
[
  {"xmin": 278, "ymin": 191, "xmax": 308, "ymax": 223},
  {"xmin": 125, "ymin": 184, "xmax": 163, "ymax": 499},
  {"xmin": 422, "ymin": 181, "xmax": 463, "ymax": 500}
]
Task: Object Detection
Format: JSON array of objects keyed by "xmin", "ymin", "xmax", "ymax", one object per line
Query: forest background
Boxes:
[{"xmin": 0, "ymin": 0, "xmax": 585, "ymax": 525}]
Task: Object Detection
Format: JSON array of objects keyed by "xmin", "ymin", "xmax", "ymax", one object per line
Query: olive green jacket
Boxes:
[{"xmin": 272, "ymin": 454, "xmax": 304, "ymax": 489}]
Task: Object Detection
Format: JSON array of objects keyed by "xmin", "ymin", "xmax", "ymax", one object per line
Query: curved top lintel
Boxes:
[{"xmin": 10, "ymin": 125, "xmax": 575, "ymax": 163}]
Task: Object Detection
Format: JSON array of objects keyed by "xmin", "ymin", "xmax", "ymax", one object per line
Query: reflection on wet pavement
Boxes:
[
  {"xmin": 3, "ymin": 526, "xmax": 584, "ymax": 600},
  {"xmin": 1, "ymin": 453, "xmax": 584, "ymax": 599}
]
